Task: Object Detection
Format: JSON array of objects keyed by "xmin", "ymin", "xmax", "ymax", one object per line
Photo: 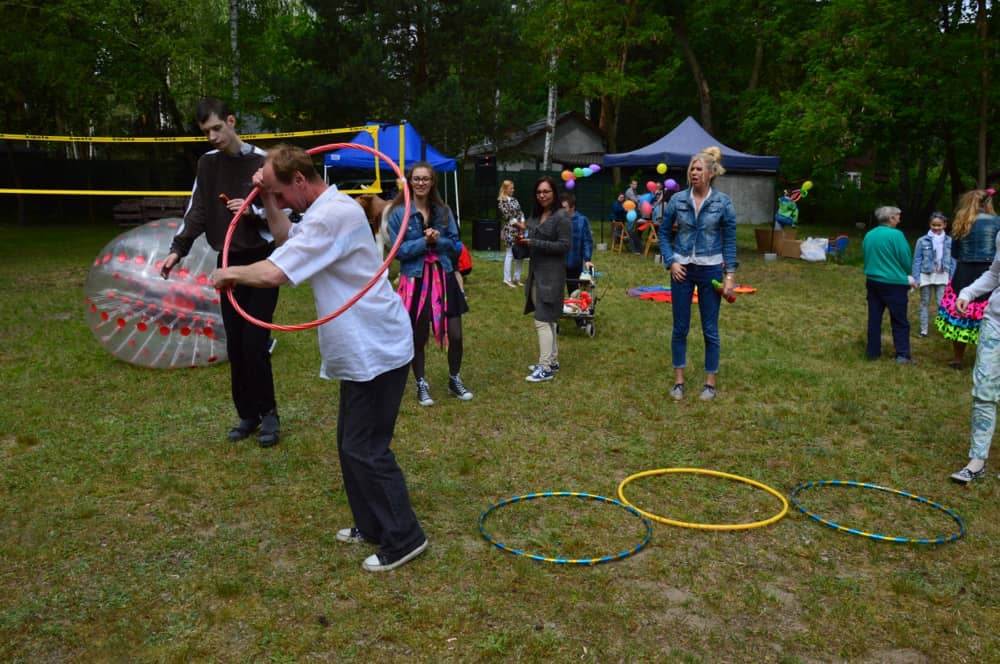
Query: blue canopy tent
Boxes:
[
  {"xmin": 602, "ymin": 116, "xmax": 779, "ymax": 173},
  {"xmin": 323, "ymin": 122, "xmax": 461, "ymax": 223}
]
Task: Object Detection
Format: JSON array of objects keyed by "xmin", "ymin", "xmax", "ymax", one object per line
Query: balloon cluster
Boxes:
[
  {"xmin": 561, "ymin": 163, "xmax": 602, "ymax": 190},
  {"xmin": 790, "ymin": 180, "xmax": 814, "ymax": 202},
  {"xmin": 622, "ymin": 174, "xmax": 681, "ymax": 222}
]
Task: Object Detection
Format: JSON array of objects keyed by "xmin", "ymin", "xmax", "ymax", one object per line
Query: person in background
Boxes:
[
  {"xmin": 949, "ymin": 243, "xmax": 1000, "ymax": 483},
  {"xmin": 863, "ymin": 205, "xmax": 916, "ymax": 364},
  {"xmin": 161, "ymin": 97, "xmax": 281, "ymax": 447},
  {"xmin": 912, "ymin": 211, "xmax": 954, "ymax": 337},
  {"xmin": 386, "ymin": 162, "xmax": 473, "ymax": 406},
  {"xmin": 936, "ymin": 189, "xmax": 1000, "ymax": 367},
  {"xmin": 610, "ymin": 193, "xmax": 627, "ymax": 246},
  {"xmin": 498, "ymin": 179, "xmax": 526, "ymax": 288},
  {"xmin": 659, "ymin": 146, "xmax": 737, "ymax": 401},
  {"xmin": 624, "ymin": 179, "xmax": 640, "ymax": 206},
  {"xmin": 560, "ymin": 191, "xmax": 594, "ymax": 294},
  {"xmin": 210, "ymin": 144, "xmax": 426, "ymax": 571},
  {"xmin": 521, "ymin": 176, "xmax": 571, "ymax": 382}
]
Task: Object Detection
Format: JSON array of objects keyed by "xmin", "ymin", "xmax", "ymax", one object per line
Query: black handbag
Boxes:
[{"xmin": 511, "ymin": 241, "xmax": 529, "ymax": 260}]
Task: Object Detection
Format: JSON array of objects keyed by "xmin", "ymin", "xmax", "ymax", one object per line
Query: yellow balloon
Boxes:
[
  {"xmin": 656, "ymin": 163, "xmax": 667, "ymax": 174},
  {"xmin": 802, "ymin": 180, "xmax": 814, "ymax": 191}
]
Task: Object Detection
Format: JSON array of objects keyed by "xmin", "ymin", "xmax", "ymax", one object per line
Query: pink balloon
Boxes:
[
  {"xmin": 565, "ymin": 178, "xmax": 576, "ymax": 190},
  {"xmin": 641, "ymin": 201, "xmax": 652, "ymax": 217},
  {"xmin": 646, "ymin": 181, "xmax": 657, "ymax": 193}
]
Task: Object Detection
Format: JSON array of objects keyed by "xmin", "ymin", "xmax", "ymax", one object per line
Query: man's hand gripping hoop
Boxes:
[{"xmin": 220, "ymin": 143, "xmax": 411, "ymax": 331}]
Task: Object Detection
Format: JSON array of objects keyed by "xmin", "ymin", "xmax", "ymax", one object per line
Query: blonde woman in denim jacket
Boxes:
[
  {"xmin": 936, "ymin": 190, "xmax": 999, "ymax": 367},
  {"xmin": 912, "ymin": 212, "xmax": 954, "ymax": 337},
  {"xmin": 658, "ymin": 146, "xmax": 737, "ymax": 401}
]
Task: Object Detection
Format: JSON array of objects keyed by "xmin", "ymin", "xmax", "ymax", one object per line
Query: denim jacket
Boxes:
[
  {"xmin": 912, "ymin": 233, "xmax": 955, "ymax": 280},
  {"xmin": 386, "ymin": 201, "xmax": 460, "ymax": 277},
  {"xmin": 954, "ymin": 213, "xmax": 1000, "ymax": 264},
  {"xmin": 659, "ymin": 188, "xmax": 738, "ymax": 272}
]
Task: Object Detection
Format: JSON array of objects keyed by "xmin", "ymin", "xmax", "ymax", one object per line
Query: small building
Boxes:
[{"xmin": 465, "ymin": 111, "xmax": 607, "ymax": 172}]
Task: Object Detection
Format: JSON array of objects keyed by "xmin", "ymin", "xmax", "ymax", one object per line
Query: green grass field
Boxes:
[{"xmin": 2, "ymin": 221, "xmax": 998, "ymax": 663}]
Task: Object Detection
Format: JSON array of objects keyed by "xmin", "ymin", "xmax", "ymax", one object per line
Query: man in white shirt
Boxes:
[{"xmin": 211, "ymin": 144, "xmax": 427, "ymax": 572}]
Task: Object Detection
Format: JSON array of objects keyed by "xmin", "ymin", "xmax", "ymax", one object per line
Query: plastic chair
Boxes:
[{"xmin": 827, "ymin": 234, "xmax": 849, "ymax": 260}]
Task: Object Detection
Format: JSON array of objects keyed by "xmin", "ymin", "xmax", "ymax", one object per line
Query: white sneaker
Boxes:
[
  {"xmin": 337, "ymin": 527, "xmax": 376, "ymax": 544},
  {"xmin": 362, "ymin": 540, "xmax": 428, "ymax": 572}
]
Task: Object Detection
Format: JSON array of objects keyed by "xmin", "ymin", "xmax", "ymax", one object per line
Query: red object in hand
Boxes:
[
  {"xmin": 712, "ymin": 278, "xmax": 736, "ymax": 303},
  {"xmin": 218, "ymin": 193, "xmax": 230, "ymax": 203}
]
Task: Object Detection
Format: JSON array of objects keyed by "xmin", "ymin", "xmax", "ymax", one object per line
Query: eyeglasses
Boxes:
[
  {"xmin": 411, "ymin": 176, "xmax": 432, "ymax": 183},
  {"xmin": 536, "ymin": 189, "xmax": 554, "ymax": 195}
]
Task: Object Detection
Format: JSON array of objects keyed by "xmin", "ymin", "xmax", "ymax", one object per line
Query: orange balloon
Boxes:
[
  {"xmin": 623, "ymin": 200, "xmax": 636, "ymax": 211},
  {"xmin": 561, "ymin": 170, "xmax": 573, "ymax": 181}
]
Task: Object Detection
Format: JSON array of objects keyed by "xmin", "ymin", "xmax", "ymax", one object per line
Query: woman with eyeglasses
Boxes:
[
  {"xmin": 936, "ymin": 189, "xmax": 1000, "ymax": 368},
  {"xmin": 521, "ymin": 175, "xmax": 571, "ymax": 382},
  {"xmin": 387, "ymin": 162, "xmax": 473, "ymax": 406}
]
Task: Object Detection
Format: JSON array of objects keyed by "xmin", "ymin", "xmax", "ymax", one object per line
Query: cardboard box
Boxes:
[
  {"xmin": 754, "ymin": 228, "xmax": 796, "ymax": 252},
  {"xmin": 778, "ymin": 238, "xmax": 802, "ymax": 258}
]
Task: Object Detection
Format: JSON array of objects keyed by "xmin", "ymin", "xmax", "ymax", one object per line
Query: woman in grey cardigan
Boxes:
[{"xmin": 520, "ymin": 175, "xmax": 571, "ymax": 382}]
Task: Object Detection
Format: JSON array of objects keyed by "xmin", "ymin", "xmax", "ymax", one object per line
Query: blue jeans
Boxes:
[
  {"xmin": 671, "ymin": 263, "xmax": 723, "ymax": 374},
  {"xmin": 865, "ymin": 279, "xmax": 910, "ymax": 360}
]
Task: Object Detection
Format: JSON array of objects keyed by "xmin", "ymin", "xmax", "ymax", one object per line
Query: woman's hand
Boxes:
[
  {"xmin": 424, "ymin": 228, "xmax": 440, "ymax": 245},
  {"xmin": 722, "ymin": 273, "xmax": 736, "ymax": 298},
  {"xmin": 670, "ymin": 262, "xmax": 686, "ymax": 282},
  {"xmin": 956, "ymin": 298, "xmax": 969, "ymax": 315}
]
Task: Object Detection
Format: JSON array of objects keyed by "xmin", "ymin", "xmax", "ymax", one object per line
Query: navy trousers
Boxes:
[
  {"xmin": 337, "ymin": 363, "xmax": 425, "ymax": 560},
  {"xmin": 865, "ymin": 278, "xmax": 911, "ymax": 360}
]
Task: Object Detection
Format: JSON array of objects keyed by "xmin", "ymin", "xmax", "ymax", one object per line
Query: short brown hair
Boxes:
[{"xmin": 266, "ymin": 144, "xmax": 320, "ymax": 184}]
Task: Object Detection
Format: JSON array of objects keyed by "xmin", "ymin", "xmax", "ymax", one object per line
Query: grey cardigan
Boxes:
[{"xmin": 523, "ymin": 208, "xmax": 572, "ymax": 322}]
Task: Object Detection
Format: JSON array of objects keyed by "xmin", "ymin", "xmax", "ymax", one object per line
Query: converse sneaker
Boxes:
[
  {"xmin": 337, "ymin": 527, "xmax": 377, "ymax": 545},
  {"xmin": 699, "ymin": 384, "xmax": 717, "ymax": 401},
  {"xmin": 950, "ymin": 466, "xmax": 986, "ymax": 484},
  {"xmin": 527, "ymin": 362, "xmax": 560, "ymax": 373},
  {"xmin": 525, "ymin": 366, "xmax": 555, "ymax": 382},
  {"xmin": 362, "ymin": 539, "xmax": 428, "ymax": 572},
  {"xmin": 669, "ymin": 383, "xmax": 685, "ymax": 400},
  {"xmin": 415, "ymin": 378, "xmax": 434, "ymax": 406},
  {"xmin": 448, "ymin": 374, "xmax": 474, "ymax": 400}
]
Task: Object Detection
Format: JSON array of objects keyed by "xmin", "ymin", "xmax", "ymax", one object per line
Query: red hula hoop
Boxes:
[{"xmin": 221, "ymin": 142, "xmax": 411, "ymax": 331}]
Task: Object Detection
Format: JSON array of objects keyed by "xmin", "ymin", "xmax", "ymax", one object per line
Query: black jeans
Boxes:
[
  {"xmin": 337, "ymin": 363, "xmax": 425, "ymax": 560},
  {"xmin": 218, "ymin": 246, "xmax": 279, "ymax": 419}
]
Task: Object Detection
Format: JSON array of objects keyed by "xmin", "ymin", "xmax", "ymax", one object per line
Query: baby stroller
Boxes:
[{"xmin": 561, "ymin": 267, "xmax": 600, "ymax": 338}]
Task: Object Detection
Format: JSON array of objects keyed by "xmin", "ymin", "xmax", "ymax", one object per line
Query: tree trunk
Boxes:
[
  {"xmin": 672, "ymin": 14, "xmax": 712, "ymax": 133},
  {"xmin": 976, "ymin": 0, "xmax": 989, "ymax": 187},
  {"xmin": 230, "ymin": 0, "xmax": 240, "ymax": 102},
  {"xmin": 542, "ymin": 52, "xmax": 558, "ymax": 172}
]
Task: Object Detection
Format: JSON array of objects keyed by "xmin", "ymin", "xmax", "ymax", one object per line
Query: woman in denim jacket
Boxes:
[
  {"xmin": 936, "ymin": 189, "xmax": 999, "ymax": 367},
  {"xmin": 912, "ymin": 212, "xmax": 954, "ymax": 337},
  {"xmin": 659, "ymin": 146, "xmax": 737, "ymax": 401},
  {"xmin": 387, "ymin": 162, "xmax": 472, "ymax": 406}
]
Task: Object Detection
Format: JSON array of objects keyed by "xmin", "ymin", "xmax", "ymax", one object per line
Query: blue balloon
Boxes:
[
  {"xmin": 640, "ymin": 193, "xmax": 653, "ymax": 204},
  {"xmin": 626, "ymin": 210, "xmax": 637, "ymax": 222}
]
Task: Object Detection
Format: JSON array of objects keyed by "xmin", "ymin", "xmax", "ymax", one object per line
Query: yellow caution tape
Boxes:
[{"xmin": 0, "ymin": 125, "xmax": 376, "ymax": 144}]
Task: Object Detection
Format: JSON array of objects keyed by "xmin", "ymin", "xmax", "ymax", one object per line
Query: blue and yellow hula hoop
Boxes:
[
  {"xmin": 790, "ymin": 480, "xmax": 966, "ymax": 544},
  {"xmin": 478, "ymin": 491, "xmax": 653, "ymax": 565},
  {"xmin": 617, "ymin": 468, "xmax": 789, "ymax": 531}
]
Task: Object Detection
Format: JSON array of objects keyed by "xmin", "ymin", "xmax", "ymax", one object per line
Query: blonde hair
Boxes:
[
  {"xmin": 497, "ymin": 180, "xmax": 514, "ymax": 201},
  {"xmin": 689, "ymin": 146, "xmax": 725, "ymax": 182},
  {"xmin": 951, "ymin": 189, "xmax": 994, "ymax": 240}
]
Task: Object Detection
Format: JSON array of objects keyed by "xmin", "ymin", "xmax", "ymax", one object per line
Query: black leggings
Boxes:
[{"xmin": 413, "ymin": 310, "xmax": 463, "ymax": 379}]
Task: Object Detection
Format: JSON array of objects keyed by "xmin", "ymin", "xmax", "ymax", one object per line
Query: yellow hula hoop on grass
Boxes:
[{"xmin": 617, "ymin": 467, "xmax": 789, "ymax": 531}]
